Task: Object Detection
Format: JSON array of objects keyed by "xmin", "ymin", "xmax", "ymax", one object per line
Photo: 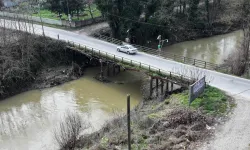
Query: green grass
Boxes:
[
  {"xmin": 33, "ymin": 4, "xmax": 101, "ymax": 21},
  {"xmin": 172, "ymin": 86, "xmax": 229, "ymax": 115}
]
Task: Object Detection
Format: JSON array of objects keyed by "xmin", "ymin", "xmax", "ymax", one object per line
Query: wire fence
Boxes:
[
  {"xmin": 63, "ymin": 40, "xmax": 196, "ymax": 86},
  {"xmin": 92, "ymin": 33, "xmax": 231, "ymax": 72}
]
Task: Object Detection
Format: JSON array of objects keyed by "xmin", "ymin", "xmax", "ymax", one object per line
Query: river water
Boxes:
[
  {"xmin": 0, "ymin": 68, "xmax": 143, "ymax": 150},
  {"xmin": 163, "ymin": 30, "xmax": 243, "ymax": 64},
  {"xmin": 0, "ymin": 30, "xmax": 243, "ymax": 149}
]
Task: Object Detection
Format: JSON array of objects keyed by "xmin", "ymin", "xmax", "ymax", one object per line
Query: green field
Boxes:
[{"xmin": 33, "ymin": 4, "xmax": 101, "ymax": 21}]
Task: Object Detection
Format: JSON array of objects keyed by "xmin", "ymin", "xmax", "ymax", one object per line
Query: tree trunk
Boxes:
[{"xmin": 88, "ymin": 4, "xmax": 95, "ymax": 22}]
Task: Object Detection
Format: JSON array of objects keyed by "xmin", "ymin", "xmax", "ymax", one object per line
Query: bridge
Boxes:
[{"xmin": 1, "ymin": 19, "xmax": 250, "ymax": 99}]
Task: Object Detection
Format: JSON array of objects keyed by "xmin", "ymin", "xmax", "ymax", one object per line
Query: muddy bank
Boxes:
[
  {"xmin": 74, "ymin": 86, "xmax": 234, "ymax": 150},
  {"xmin": 0, "ymin": 29, "xmax": 99, "ymax": 100}
]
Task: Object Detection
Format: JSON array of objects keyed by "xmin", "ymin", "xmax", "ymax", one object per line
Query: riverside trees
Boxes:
[{"xmin": 96, "ymin": 0, "xmax": 245, "ymax": 45}]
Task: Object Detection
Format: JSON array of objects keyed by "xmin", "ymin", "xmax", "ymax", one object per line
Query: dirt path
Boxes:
[{"xmin": 200, "ymin": 96, "xmax": 250, "ymax": 150}]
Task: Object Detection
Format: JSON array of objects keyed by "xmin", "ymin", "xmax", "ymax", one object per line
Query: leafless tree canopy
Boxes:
[{"xmin": 54, "ymin": 111, "xmax": 89, "ymax": 150}]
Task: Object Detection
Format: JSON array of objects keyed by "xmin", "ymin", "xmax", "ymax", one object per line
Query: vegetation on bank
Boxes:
[
  {"xmin": 57, "ymin": 85, "xmax": 233, "ymax": 150},
  {"xmin": 0, "ymin": 28, "xmax": 90, "ymax": 100},
  {"xmin": 172, "ymin": 86, "xmax": 234, "ymax": 115},
  {"xmin": 95, "ymin": 0, "xmax": 249, "ymax": 77}
]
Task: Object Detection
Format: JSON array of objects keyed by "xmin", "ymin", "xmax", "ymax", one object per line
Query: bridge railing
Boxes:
[
  {"xmin": 65, "ymin": 40, "xmax": 196, "ymax": 86},
  {"xmin": 92, "ymin": 34, "xmax": 230, "ymax": 72}
]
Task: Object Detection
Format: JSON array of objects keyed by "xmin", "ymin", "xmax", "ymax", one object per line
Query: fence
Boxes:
[
  {"xmin": 0, "ymin": 11, "xmax": 104, "ymax": 27},
  {"xmin": 62, "ymin": 39, "xmax": 196, "ymax": 86},
  {"xmin": 92, "ymin": 34, "xmax": 231, "ymax": 72}
]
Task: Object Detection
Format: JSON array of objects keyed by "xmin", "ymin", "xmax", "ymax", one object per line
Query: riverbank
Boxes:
[
  {"xmin": 88, "ymin": 20, "xmax": 241, "ymax": 49},
  {"xmin": 74, "ymin": 86, "xmax": 235, "ymax": 150},
  {"xmin": 0, "ymin": 28, "xmax": 95, "ymax": 100}
]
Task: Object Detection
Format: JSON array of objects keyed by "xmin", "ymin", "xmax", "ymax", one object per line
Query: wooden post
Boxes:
[
  {"xmin": 57, "ymin": 34, "xmax": 59, "ymax": 39},
  {"xmin": 183, "ymin": 57, "xmax": 186, "ymax": 63},
  {"xmin": 204, "ymin": 62, "xmax": 207, "ymax": 68},
  {"xmin": 150, "ymin": 77, "xmax": 153, "ymax": 97},
  {"xmin": 161, "ymin": 80, "xmax": 164, "ymax": 95},
  {"xmin": 193, "ymin": 59, "xmax": 196, "ymax": 65},
  {"xmin": 127, "ymin": 95, "xmax": 131, "ymax": 150}
]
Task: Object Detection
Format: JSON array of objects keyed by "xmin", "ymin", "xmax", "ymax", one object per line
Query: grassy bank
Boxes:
[
  {"xmin": 32, "ymin": 4, "xmax": 101, "ymax": 21},
  {"xmin": 73, "ymin": 86, "xmax": 234, "ymax": 150},
  {"xmin": 172, "ymin": 86, "xmax": 235, "ymax": 115}
]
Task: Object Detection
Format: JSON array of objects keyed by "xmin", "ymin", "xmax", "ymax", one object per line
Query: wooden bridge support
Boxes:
[
  {"xmin": 150, "ymin": 77, "xmax": 153, "ymax": 97},
  {"xmin": 107, "ymin": 63, "xmax": 110, "ymax": 76},
  {"xmin": 161, "ymin": 80, "xmax": 164, "ymax": 95},
  {"xmin": 156, "ymin": 78, "xmax": 159, "ymax": 97},
  {"xmin": 171, "ymin": 83, "xmax": 174, "ymax": 92},
  {"xmin": 113, "ymin": 64, "xmax": 116, "ymax": 76},
  {"xmin": 166, "ymin": 80, "xmax": 169, "ymax": 95}
]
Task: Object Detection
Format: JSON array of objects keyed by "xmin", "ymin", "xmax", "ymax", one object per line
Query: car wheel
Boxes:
[
  {"xmin": 127, "ymin": 51, "xmax": 130, "ymax": 55},
  {"xmin": 117, "ymin": 48, "xmax": 120, "ymax": 52}
]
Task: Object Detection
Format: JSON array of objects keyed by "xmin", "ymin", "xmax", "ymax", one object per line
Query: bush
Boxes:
[{"xmin": 54, "ymin": 111, "xmax": 89, "ymax": 150}]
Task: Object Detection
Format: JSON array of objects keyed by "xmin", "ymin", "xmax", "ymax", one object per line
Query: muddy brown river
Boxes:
[
  {"xmin": 0, "ymin": 30, "xmax": 243, "ymax": 149},
  {"xmin": 163, "ymin": 30, "xmax": 243, "ymax": 64},
  {"xmin": 0, "ymin": 68, "xmax": 143, "ymax": 150}
]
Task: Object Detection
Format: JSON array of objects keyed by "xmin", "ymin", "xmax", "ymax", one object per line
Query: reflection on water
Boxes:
[
  {"xmin": 0, "ymin": 68, "xmax": 143, "ymax": 150},
  {"xmin": 163, "ymin": 30, "xmax": 243, "ymax": 64}
]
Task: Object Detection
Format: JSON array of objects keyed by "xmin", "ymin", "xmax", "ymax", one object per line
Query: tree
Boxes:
[
  {"xmin": 85, "ymin": 0, "xmax": 95, "ymax": 21},
  {"xmin": 0, "ymin": 0, "xmax": 3, "ymax": 9},
  {"xmin": 47, "ymin": 0, "xmax": 87, "ymax": 20},
  {"xmin": 47, "ymin": 0, "xmax": 63, "ymax": 19}
]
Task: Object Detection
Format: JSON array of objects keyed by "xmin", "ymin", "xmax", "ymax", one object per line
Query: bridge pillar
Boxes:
[
  {"xmin": 166, "ymin": 80, "xmax": 169, "ymax": 95},
  {"xmin": 161, "ymin": 80, "xmax": 164, "ymax": 95},
  {"xmin": 113, "ymin": 64, "xmax": 116, "ymax": 76},
  {"xmin": 100, "ymin": 60, "xmax": 104, "ymax": 81},
  {"xmin": 171, "ymin": 82, "xmax": 174, "ymax": 92},
  {"xmin": 150, "ymin": 77, "xmax": 153, "ymax": 97},
  {"xmin": 156, "ymin": 78, "xmax": 159, "ymax": 96},
  {"xmin": 107, "ymin": 63, "xmax": 110, "ymax": 77}
]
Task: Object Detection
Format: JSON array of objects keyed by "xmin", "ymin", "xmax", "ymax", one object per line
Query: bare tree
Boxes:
[
  {"xmin": 225, "ymin": 0, "xmax": 250, "ymax": 76},
  {"xmin": 54, "ymin": 111, "xmax": 89, "ymax": 150}
]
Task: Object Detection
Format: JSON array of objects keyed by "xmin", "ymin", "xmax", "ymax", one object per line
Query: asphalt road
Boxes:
[{"xmin": 1, "ymin": 19, "xmax": 250, "ymax": 150}]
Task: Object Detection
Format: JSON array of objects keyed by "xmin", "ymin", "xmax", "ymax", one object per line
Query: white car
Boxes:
[{"xmin": 117, "ymin": 45, "xmax": 138, "ymax": 55}]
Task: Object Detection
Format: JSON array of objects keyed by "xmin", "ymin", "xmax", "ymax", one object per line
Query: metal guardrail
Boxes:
[
  {"xmin": 63, "ymin": 40, "xmax": 196, "ymax": 86},
  {"xmin": 92, "ymin": 34, "xmax": 231, "ymax": 72}
]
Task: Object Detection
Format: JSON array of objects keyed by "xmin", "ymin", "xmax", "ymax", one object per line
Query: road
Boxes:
[{"xmin": 1, "ymin": 19, "xmax": 250, "ymax": 150}]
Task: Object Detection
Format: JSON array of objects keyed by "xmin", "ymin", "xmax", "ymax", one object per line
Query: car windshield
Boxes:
[{"xmin": 127, "ymin": 46, "xmax": 134, "ymax": 49}]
